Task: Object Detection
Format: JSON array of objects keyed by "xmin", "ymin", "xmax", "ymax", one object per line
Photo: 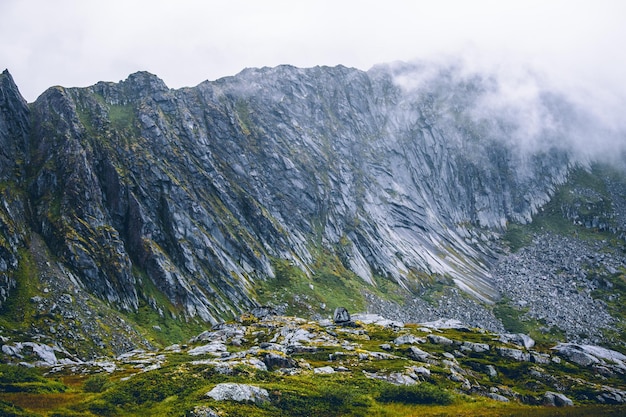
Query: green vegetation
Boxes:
[
  {"xmin": 0, "ymin": 364, "xmax": 67, "ymax": 394},
  {"xmin": 235, "ymin": 99, "xmax": 253, "ymax": 136},
  {"xmin": 82, "ymin": 374, "xmax": 110, "ymax": 394},
  {"xmin": 503, "ymin": 164, "xmax": 621, "ymax": 252},
  {"xmin": 377, "ymin": 382, "xmax": 453, "ymax": 405},
  {"xmin": 255, "ymin": 253, "xmax": 370, "ymax": 317},
  {"xmin": 108, "ymin": 104, "xmax": 136, "ymax": 131},
  {"xmin": 0, "ymin": 317, "xmax": 625, "ymax": 416},
  {"xmin": 0, "ymin": 249, "xmax": 38, "ymax": 329}
]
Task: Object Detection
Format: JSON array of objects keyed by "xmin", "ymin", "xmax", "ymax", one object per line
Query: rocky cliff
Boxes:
[{"xmin": 0, "ymin": 63, "xmax": 624, "ymax": 358}]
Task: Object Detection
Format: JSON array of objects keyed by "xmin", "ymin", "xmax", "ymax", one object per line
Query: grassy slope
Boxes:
[{"xmin": 0, "ymin": 317, "xmax": 625, "ymax": 417}]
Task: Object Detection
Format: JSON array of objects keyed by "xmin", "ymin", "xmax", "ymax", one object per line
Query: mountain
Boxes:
[{"xmin": 0, "ymin": 63, "xmax": 625, "ymax": 360}]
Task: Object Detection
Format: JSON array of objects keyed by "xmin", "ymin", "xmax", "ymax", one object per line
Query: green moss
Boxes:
[
  {"xmin": 0, "ymin": 400, "xmax": 36, "ymax": 417},
  {"xmin": 82, "ymin": 374, "xmax": 111, "ymax": 393},
  {"xmin": 235, "ymin": 99, "xmax": 252, "ymax": 136},
  {"xmin": 503, "ymin": 164, "xmax": 623, "ymax": 253},
  {"xmin": 502, "ymin": 223, "xmax": 533, "ymax": 253},
  {"xmin": 377, "ymin": 383, "xmax": 453, "ymax": 405},
  {"xmin": 256, "ymin": 253, "xmax": 369, "ymax": 317},
  {"xmin": 108, "ymin": 104, "xmax": 136, "ymax": 131},
  {"xmin": 493, "ymin": 299, "xmax": 527, "ymax": 334},
  {"xmin": 0, "ymin": 364, "xmax": 67, "ymax": 394},
  {"xmin": 0, "ymin": 249, "xmax": 38, "ymax": 328}
]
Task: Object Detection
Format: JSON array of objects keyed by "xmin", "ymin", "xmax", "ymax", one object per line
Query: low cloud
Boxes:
[{"xmin": 388, "ymin": 55, "xmax": 626, "ymax": 167}]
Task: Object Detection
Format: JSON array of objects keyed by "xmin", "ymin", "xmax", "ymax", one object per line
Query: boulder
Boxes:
[
  {"xmin": 499, "ymin": 333, "xmax": 535, "ymax": 349},
  {"xmin": 596, "ymin": 387, "xmax": 626, "ymax": 404},
  {"xmin": 460, "ymin": 341, "xmax": 490, "ymax": 353},
  {"xmin": 393, "ymin": 334, "xmax": 426, "ymax": 346},
  {"xmin": 530, "ymin": 352, "xmax": 551, "ymax": 364},
  {"xmin": 262, "ymin": 352, "xmax": 297, "ymax": 370},
  {"xmin": 314, "ymin": 366, "xmax": 335, "ymax": 374},
  {"xmin": 427, "ymin": 334, "xmax": 454, "ymax": 345},
  {"xmin": 407, "ymin": 346, "xmax": 431, "ymax": 361},
  {"xmin": 543, "ymin": 391, "xmax": 573, "ymax": 407},
  {"xmin": 363, "ymin": 371, "xmax": 416, "ymax": 385},
  {"xmin": 486, "ymin": 392, "xmax": 509, "ymax": 402},
  {"xmin": 1, "ymin": 342, "xmax": 62, "ymax": 366},
  {"xmin": 206, "ymin": 383, "xmax": 270, "ymax": 405},
  {"xmin": 496, "ymin": 347, "xmax": 530, "ymax": 362},
  {"xmin": 411, "ymin": 366, "xmax": 431, "ymax": 377},
  {"xmin": 552, "ymin": 343, "xmax": 626, "ymax": 368},
  {"xmin": 485, "ymin": 364, "xmax": 498, "ymax": 378},
  {"xmin": 188, "ymin": 342, "xmax": 227, "ymax": 356},
  {"xmin": 333, "ymin": 307, "xmax": 351, "ymax": 324}
]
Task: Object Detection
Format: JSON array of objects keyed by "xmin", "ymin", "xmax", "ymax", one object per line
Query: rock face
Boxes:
[
  {"xmin": 0, "ymin": 70, "xmax": 30, "ymax": 309},
  {"xmin": 0, "ymin": 63, "xmax": 624, "ymax": 356}
]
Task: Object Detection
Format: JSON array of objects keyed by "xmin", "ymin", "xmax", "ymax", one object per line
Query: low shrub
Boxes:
[
  {"xmin": 0, "ymin": 399, "xmax": 32, "ymax": 417},
  {"xmin": 272, "ymin": 383, "xmax": 371, "ymax": 417},
  {"xmin": 377, "ymin": 382, "xmax": 453, "ymax": 405},
  {"xmin": 83, "ymin": 373, "xmax": 110, "ymax": 393}
]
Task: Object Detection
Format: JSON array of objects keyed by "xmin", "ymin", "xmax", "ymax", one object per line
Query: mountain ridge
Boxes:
[{"xmin": 0, "ymin": 63, "xmax": 624, "ymax": 359}]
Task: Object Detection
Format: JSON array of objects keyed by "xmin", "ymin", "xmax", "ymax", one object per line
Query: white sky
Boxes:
[{"xmin": 1, "ymin": 0, "xmax": 625, "ymax": 103}]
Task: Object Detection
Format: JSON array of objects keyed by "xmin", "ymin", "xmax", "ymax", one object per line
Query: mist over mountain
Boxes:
[{"xmin": 0, "ymin": 61, "xmax": 625, "ymax": 361}]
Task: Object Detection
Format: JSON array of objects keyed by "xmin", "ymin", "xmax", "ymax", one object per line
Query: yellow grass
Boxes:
[{"xmin": 0, "ymin": 392, "xmax": 83, "ymax": 412}]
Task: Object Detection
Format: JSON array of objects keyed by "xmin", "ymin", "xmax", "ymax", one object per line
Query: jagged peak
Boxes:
[{"xmin": 0, "ymin": 68, "xmax": 28, "ymax": 107}]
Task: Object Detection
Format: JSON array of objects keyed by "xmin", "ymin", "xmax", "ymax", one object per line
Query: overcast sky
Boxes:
[{"xmin": 1, "ymin": 0, "xmax": 625, "ymax": 104}]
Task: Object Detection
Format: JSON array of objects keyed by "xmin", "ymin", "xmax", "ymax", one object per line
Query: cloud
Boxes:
[
  {"xmin": 385, "ymin": 53, "xmax": 626, "ymax": 169},
  {"xmin": 2, "ymin": 0, "xmax": 625, "ymax": 104}
]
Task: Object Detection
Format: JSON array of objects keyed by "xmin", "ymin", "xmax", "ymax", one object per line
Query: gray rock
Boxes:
[
  {"xmin": 552, "ymin": 344, "xmax": 601, "ymax": 367},
  {"xmin": 530, "ymin": 352, "xmax": 551, "ymax": 364},
  {"xmin": 427, "ymin": 334, "xmax": 454, "ymax": 345},
  {"xmin": 486, "ymin": 393, "xmax": 509, "ymax": 402},
  {"xmin": 393, "ymin": 334, "xmax": 426, "ymax": 346},
  {"xmin": 314, "ymin": 366, "xmax": 335, "ymax": 374},
  {"xmin": 553, "ymin": 343, "xmax": 626, "ymax": 368},
  {"xmin": 189, "ymin": 406, "xmax": 220, "ymax": 417},
  {"xmin": 333, "ymin": 307, "xmax": 351, "ymax": 324},
  {"xmin": 543, "ymin": 391, "xmax": 574, "ymax": 407},
  {"xmin": 485, "ymin": 364, "xmax": 498, "ymax": 378},
  {"xmin": 496, "ymin": 347, "xmax": 530, "ymax": 362},
  {"xmin": 351, "ymin": 313, "xmax": 403, "ymax": 328},
  {"xmin": 460, "ymin": 341, "xmax": 490, "ymax": 353},
  {"xmin": 421, "ymin": 319, "xmax": 470, "ymax": 330},
  {"xmin": 596, "ymin": 387, "xmax": 626, "ymax": 404},
  {"xmin": 188, "ymin": 342, "xmax": 228, "ymax": 356},
  {"xmin": 412, "ymin": 366, "xmax": 431, "ymax": 377},
  {"xmin": 206, "ymin": 383, "xmax": 270, "ymax": 405},
  {"xmin": 2, "ymin": 342, "xmax": 60, "ymax": 366},
  {"xmin": 363, "ymin": 371, "xmax": 416, "ymax": 385},
  {"xmin": 262, "ymin": 352, "xmax": 297, "ymax": 370},
  {"xmin": 499, "ymin": 333, "xmax": 535, "ymax": 349},
  {"xmin": 407, "ymin": 346, "xmax": 431, "ymax": 361}
]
